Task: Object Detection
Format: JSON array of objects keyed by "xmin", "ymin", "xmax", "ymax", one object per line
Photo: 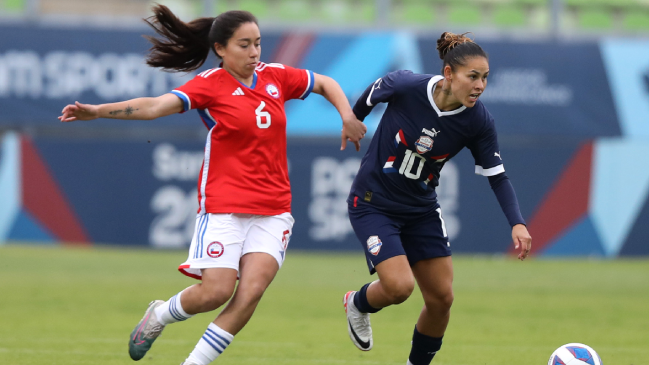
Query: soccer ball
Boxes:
[{"xmin": 548, "ymin": 343, "xmax": 603, "ymax": 365}]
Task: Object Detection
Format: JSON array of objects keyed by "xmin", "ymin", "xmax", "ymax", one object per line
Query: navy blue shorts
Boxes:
[{"xmin": 348, "ymin": 200, "xmax": 451, "ymax": 274}]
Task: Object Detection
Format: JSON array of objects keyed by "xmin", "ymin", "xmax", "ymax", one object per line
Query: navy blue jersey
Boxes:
[{"xmin": 349, "ymin": 70, "xmax": 505, "ymax": 214}]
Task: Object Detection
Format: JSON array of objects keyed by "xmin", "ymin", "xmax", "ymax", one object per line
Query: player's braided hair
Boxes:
[
  {"xmin": 144, "ymin": 4, "xmax": 258, "ymax": 72},
  {"xmin": 436, "ymin": 32, "xmax": 488, "ymax": 73}
]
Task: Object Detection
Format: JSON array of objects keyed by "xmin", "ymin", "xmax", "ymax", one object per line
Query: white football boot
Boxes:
[{"xmin": 343, "ymin": 291, "xmax": 373, "ymax": 351}]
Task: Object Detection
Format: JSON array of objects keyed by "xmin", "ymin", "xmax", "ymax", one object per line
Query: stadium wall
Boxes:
[
  {"xmin": 1, "ymin": 25, "xmax": 648, "ymax": 256},
  {"xmin": 1, "ymin": 132, "xmax": 649, "ymax": 257}
]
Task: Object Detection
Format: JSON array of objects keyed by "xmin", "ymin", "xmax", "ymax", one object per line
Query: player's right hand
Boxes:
[
  {"xmin": 512, "ymin": 224, "xmax": 532, "ymax": 261},
  {"xmin": 341, "ymin": 114, "xmax": 367, "ymax": 152},
  {"xmin": 59, "ymin": 101, "xmax": 99, "ymax": 122}
]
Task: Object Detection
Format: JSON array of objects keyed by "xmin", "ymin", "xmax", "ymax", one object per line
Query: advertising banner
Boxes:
[
  {"xmin": 3, "ymin": 132, "xmax": 649, "ymax": 256},
  {"xmin": 600, "ymin": 39, "xmax": 649, "ymax": 138},
  {"xmin": 1, "ymin": 25, "xmax": 626, "ymax": 139},
  {"xmin": 0, "ymin": 25, "xmax": 281, "ymax": 128},
  {"xmin": 419, "ymin": 38, "xmax": 621, "ymax": 139}
]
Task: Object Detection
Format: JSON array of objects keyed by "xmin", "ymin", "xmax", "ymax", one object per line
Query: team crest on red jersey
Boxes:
[
  {"xmin": 207, "ymin": 241, "xmax": 224, "ymax": 258},
  {"xmin": 266, "ymin": 83, "xmax": 280, "ymax": 99},
  {"xmin": 415, "ymin": 136, "xmax": 433, "ymax": 154}
]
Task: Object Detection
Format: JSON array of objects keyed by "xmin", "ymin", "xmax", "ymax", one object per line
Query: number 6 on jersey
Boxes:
[{"xmin": 256, "ymin": 101, "xmax": 271, "ymax": 128}]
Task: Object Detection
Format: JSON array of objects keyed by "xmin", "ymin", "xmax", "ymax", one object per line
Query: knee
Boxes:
[
  {"xmin": 439, "ymin": 291, "xmax": 454, "ymax": 310},
  {"xmin": 199, "ymin": 285, "xmax": 235, "ymax": 311},
  {"xmin": 384, "ymin": 277, "xmax": 415, "ymax": 304},
  {"xmin": 236, "ymin": 281, "xmax": 267, "ymax": 307},
  {"xmin": 426, "ymin": 290, "xmax": 454, "ymax": 312}
]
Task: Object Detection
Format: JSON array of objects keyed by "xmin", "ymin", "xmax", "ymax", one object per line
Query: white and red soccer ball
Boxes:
[{"xmin": 548, "ymin": 343, "xmax": 603, "ymax": 365}]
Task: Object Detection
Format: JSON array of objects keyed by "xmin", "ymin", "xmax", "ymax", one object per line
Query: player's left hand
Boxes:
[
  {"xmin": 341, "ymin": 114, "xmax": 367, "ymax": 151},
  {"xmin": 512, "ymin": 224, "xmax": 532, "ymax": 261}
]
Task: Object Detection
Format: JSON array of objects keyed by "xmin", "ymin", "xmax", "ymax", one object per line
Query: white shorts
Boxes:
[{"xmin": 178, "ymin": 212, "xmax": 294, "ymax": 280}]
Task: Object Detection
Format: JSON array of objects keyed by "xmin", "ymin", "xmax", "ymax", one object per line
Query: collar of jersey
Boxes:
[
  {"xmin": 219, "ymin": 62, "xmax": 258, "ymax": 89},
  {"xmin": 427, "ymin": 75, "xmax": 467, "ymax": 117},
  {"xmin": 235, "ymin": 72, "xmax": 257, "ymax": 89}
]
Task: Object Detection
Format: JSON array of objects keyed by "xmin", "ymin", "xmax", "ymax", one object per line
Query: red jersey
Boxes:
[{"xmin": 171, "ymin": 62, "xmax": 314, "ymax": 215}]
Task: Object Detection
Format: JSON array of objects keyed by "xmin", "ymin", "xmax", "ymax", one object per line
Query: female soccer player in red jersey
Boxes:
[
  {"xmin": 341, "ymin": 32, "xmax": 532, "ymax": 365},
  {"xmin": 59, "ymin": 6, "xmax": 366, "ymax": 365}
]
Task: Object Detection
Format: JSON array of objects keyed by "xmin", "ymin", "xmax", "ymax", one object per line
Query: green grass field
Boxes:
[{"xmin": 1, "ymin": 245, "xmax": 648, "ymax": 365}]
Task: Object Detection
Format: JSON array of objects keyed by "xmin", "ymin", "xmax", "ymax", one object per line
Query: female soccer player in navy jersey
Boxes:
[
  {"xmin": 59, "ymin": 5, "xmax": 366, "ymax": 365},
  {"xmin": 342, "ymin": 32, "xmax": 532, "ymax": 365}
]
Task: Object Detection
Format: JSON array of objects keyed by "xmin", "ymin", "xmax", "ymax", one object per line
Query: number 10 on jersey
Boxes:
[{"xmin": 399, "ymin": 149, "xmax": 426, "ymax": 179}]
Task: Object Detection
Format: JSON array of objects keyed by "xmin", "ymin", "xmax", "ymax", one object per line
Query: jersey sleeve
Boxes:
[
  {"xmin": 488, "ymin": 173, "xmax": 526, "ymax": 227},
  {"xmin": 277, "ymin": 64, "xmax": 315, "ymax": 101},
  {"xmin": 170, "ymin": 71, "xmax": 216, "ymax": 112},
  {"xmin": 468, "ymin": 112, "xmax": 505, "ymax": 177},
  {"xmin": 353, "ymin": 70, "xmax": 410, "ymax": 121}
]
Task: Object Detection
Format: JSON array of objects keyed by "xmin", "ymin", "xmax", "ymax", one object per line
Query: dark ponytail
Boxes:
[
  {"xmin": 144, "ymin": 5, "xmax": 258, "ymax": 72},
  {"xmin": 436, "ymin": 31, "xmax": 488, "ymax": 74}
]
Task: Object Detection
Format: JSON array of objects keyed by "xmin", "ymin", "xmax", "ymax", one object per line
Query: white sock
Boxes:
[
  {"xmin": 155, "ymin": 290, "xmax": 195, "ymax": 325},
  {"xmin": 407, "ymin": 361, "xmax": 414, "ymax": 365},
  {"xmin": 186, "ymin": 323, "xmax": 234, "ymax": 365}
]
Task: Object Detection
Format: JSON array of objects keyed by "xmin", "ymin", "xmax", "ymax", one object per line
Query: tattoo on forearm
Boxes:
[{"xmin": 108, "ymin": 106, "xmax": 139, "ymax": 116}]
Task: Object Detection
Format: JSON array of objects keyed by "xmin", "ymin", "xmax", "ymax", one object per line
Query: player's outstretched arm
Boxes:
[
  {"xmin": 487, "ymin": 173, "xmax": 531, "ymax": 260},
  {"xmin": 512, "ymin": 224, "xmax": 532, "ymax": 261},
  {"xmin": 311, "ymin": 73, "xmax": 367, "ymax": 151},
  {"xmin": 58, "ymin": 93, "xmax": 183, "ymax": 122}
]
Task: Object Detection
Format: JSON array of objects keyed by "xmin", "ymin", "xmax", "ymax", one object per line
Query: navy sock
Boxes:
[
  {"xmin": 353, "ymin": 283, "xmax": 381, "ymax": 314},
  {"xmin": 408, "ymin": 326, "xmax": 443, "ymax": 365}
]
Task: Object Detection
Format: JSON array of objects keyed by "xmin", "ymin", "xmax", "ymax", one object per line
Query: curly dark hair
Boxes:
[{"xmin": 436, "ymin": 31, "xmax": 488, "ymax": 73}]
